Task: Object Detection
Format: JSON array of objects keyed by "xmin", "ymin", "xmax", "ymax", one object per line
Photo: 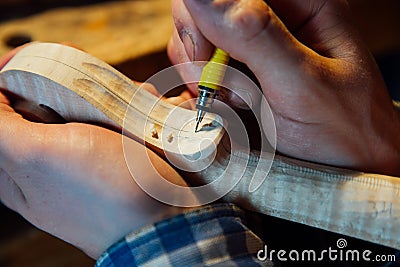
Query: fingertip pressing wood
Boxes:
[{"xmin": 0, "ymin": 42, "xmax": 399, "ymax": 250}]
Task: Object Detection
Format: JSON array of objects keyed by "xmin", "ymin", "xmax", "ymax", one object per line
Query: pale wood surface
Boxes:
[
  {"xmin": 0, "ymin": 43, "xmax": 224, "ymax": 159},
  {"xmin": 0, "ymin": 43, "xmax": 399, "ymax": 251},
  {"xmin": 191, "ymin": 134, "xmax": 400, "ymax": 249}
]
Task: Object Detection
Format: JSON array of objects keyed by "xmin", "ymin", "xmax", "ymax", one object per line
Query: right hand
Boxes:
[{"xmin": 168, "ymin": 0, "xmax": 400, "ymax": 175}]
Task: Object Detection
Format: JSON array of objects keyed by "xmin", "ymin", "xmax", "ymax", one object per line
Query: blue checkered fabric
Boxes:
[{"xmin": 95, "ymin": 203, "xmax": 273, "ymax": 267}]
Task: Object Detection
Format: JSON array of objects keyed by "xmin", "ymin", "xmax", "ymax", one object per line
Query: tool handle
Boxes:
[{"xmin": 198, "ymin": 48, "xmax": 229, "ymax": 90}]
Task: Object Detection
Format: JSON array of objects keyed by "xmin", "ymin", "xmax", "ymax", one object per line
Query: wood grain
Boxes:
[{"xmin": 0, "ymin": 43, "xmax": 399, "ymax": 250}]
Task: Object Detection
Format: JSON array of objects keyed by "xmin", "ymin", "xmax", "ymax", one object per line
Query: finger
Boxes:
[
  {"xmin": 266, "ymin": 0, "xmax": 356, "ymax": 58},
  {"xmin": 265, "ymin": 0, "xmax": 346, "ymax": 34},
  {"xmin": 168, "ymin": 28, "xmax": 261, "ymax": 110},
  {"xmin": 167, "ymin": 28, "xmax": 203, "ymax": 93},
  {"xmin": 165, "ymin": 96, "xmax": 194, "ymax": 110},
  {"xmin": 171, "ymin": 0, "xmax": 214, "ymax": 62},
  {"xmin": 164, "ymin": 90, "xmax": 196, "ymax": 110},
  {"xmin": 182, "ymin": 0, "xmax": 308, "ymax": 85},
  {"xmin": 0, "ymin": 95, "xmax": 37, "ymax": 213},
  {"xmin": 0, "ymin": 91, "xmax": 42, "ymax": 176},
  {"xmin": 179, "ymin": 89, "xmax": 195, "ymax": 101},
  {"xmin": 0, "ymin": 89, "xmax": 12, "ymax": 107},
  {"xmin": 0, "ymin": 90, "xmax": 27, "ymax": 127},
  {"xmin": 135, "ymin": 81, "xmax": 162, "ymax": 97}
]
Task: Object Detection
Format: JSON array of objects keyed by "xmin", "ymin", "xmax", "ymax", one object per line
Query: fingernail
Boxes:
[{"xmin": 180, "ymin": 29, "xmax": 196, "ymax": 62}]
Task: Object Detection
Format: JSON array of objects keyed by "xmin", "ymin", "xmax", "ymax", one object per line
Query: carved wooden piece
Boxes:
[
  {"xmin": 0, "ymin": 43, "xmax": 224, "ymax": 159},
  {"xmin": 0, "ymin": 43, "xmax": 399, "ymax": 249}
]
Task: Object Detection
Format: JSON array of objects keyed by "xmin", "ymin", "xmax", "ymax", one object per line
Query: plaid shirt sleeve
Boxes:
[{"xmin": 95, "ymin": 203, "xmax": 274, "ymax": 267}]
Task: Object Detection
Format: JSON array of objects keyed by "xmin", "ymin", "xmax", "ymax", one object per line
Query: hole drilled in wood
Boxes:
[
  {"xmin": 167, "ymin": 133, "xmax": 174, "ymax": 143},
  {"xmin": 149, "ymin": 123, "xmax": 159, "ymax": 139}
]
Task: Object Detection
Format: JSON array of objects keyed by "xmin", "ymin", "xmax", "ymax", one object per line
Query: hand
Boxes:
[
  {"xmin": 168, "ymin": 0, "xmax": 400, "ymax": 175},
  {"xmin": 0, "ymin": 48, "xmax": 191, "ymax": 259}
]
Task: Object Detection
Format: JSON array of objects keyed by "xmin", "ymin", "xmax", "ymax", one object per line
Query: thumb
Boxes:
[
  {"xmin": 182, "ymin": 0, "xmax": 308, "ymax": 84},
  {"xmin": 168, "ymin": 26, "xmax": 261, "ymax": 110}
]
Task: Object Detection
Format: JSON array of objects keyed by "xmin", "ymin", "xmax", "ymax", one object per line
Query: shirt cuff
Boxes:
[{"xmin": 95, "ymin": 203, "xmax": 273, "ymax": 267}]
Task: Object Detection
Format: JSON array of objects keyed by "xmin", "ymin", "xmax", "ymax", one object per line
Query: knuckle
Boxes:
[{"xmin": 228, "ymin": 0, "xmax": 272, "ymax": 43}]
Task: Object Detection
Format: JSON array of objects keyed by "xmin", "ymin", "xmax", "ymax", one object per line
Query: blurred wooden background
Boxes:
[{"xmin": 0, "ymin": 0, "xmax": 399, "ymax": 266}]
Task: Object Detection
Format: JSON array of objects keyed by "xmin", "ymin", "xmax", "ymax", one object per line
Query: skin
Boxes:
[
  {"xmin": 168, "ymin": 0, "xmax": 400, "ymax": 175},
  {"xmin": 0, "ymin": 0, "xmax": 399, "ymax": 261},
  {"xmin": 0, "ymin": 48, "xmax": 192, "ymax": 259}
]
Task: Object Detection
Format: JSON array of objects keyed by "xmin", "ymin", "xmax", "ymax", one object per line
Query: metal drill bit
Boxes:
[
  {"xmin": 195, "ymin": 109, "xmax": 205, "ymax": 132},
  {"xmin": 194, "ymin": 48, "xmax": 229, "ymax": 133}
]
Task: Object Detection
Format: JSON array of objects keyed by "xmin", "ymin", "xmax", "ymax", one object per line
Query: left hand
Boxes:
[{"xmin": 0, "ymin": 47, "xmax": 192, "ymax": 259}]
